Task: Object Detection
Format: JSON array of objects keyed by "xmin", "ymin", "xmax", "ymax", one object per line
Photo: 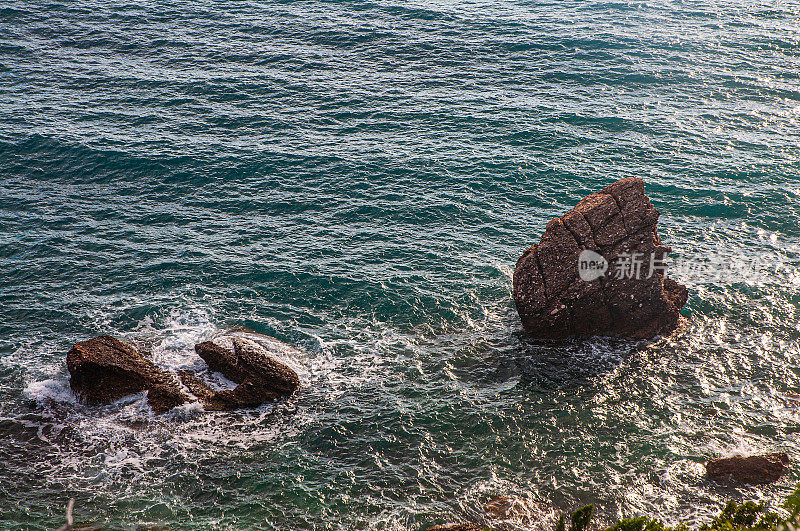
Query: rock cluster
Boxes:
[
  {"xmin": 67, "ymin": 332, "xmax": 300, "ymax": 414},
  {"xmin": 513, "ymin": 177, "xmax": 687, "ymax": 339}
]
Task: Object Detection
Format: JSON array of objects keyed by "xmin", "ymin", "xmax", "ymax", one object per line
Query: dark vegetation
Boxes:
[
  {"xmin": 430, "ymin": 485, "xmax": 800, "ymax": 531},
  {"xmin": 549, "ymin": 488, "xmax": 800, "ymax": 531}
]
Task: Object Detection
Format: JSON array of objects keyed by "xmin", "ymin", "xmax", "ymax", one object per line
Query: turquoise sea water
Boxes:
[{"xmin": 2, "ymin": 0, "xmax": 800, "ymax": 529}]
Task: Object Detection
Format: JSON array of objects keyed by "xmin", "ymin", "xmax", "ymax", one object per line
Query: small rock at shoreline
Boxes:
[{"xmin": 706, "ymin": 452, "xmax": 790, "ymax": 484}]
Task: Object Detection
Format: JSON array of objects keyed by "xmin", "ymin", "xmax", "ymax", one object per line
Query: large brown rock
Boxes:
[
  {"xmin": 192, "ymin": 335, "xmax": 300, "ymax": 410},
  {"xmin": 706, "ymin": 453, "xmax": 790, "ymax": 484},
  {"xmin": 67, "ymin": 335, "xmax": 189, "ymax": 414},
  {"xmin": 513, "ymin": 177, "xmax": 688, "ymax": 339}
]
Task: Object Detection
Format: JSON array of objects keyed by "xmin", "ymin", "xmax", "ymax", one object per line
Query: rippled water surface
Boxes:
[{"xmin": 2, "ymin": 0, "xmax": 800, "ymax": 529}]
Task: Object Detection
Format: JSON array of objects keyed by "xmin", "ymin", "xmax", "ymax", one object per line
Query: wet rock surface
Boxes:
[
  {"xmin": 706, "ymin": 452, "xmax": 790, "ymax": 484},
  {"xmin": 177, "ymin": 370, "xmax": 215, "ymax": 400},
  {"xmin": 513, "ymin": 177, "xmax": 688, "ymax": 339},
  {"xmin": 192, "ymin": 335, "xmax": 300, "ymax": 410},
  {"xmin": 66, "ymin": 335, "xmax": 189, "ymax": 415}
]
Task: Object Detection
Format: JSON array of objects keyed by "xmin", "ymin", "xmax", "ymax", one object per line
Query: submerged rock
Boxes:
[
  {"xmin": 706, "ymin": 453, "xmax": 790, "ymax": 484},
  {"xmin": 66, "ymin": 335, "xmax": 189, "ymax": 414},
  {"xmin": 426, "ymin": 524, "xmax": 486, "ymax": 531},
  {"xmin": 484, "ymin": 496, "xmax": 519, "ymax": 519},
  {"xmin": 193, "ymin": 335, "xmax": 300, "ymax": 410},
  {"xmin": 483, "ymin": 495, "xmax": 546, "ymax": 521},
  {"xmin": 513, "ymin": 177, "xmax": 687, "ymax": 339}
]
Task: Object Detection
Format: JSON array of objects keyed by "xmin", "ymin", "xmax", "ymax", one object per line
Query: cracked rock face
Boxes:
[
  {"xmin": 67, "ymin": 335, "xmax": 189, "ymax": 415},
  {"xmin": 513, "ymin": 177, "xmax": 688, "ymax": 339}
]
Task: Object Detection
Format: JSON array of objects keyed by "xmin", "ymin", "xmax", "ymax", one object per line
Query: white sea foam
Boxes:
[{"xmin": 24, "ymin": 378, "xmax": 77, "ymax": 406}]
